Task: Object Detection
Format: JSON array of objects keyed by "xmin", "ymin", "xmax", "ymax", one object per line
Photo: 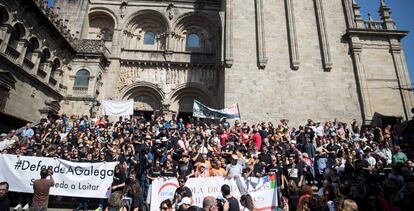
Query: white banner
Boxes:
[
  {"xmin": 102, "ymin": 99, "xmax": 134, "ymax": 116},
  {"xmin": 0, "ymin": 154, "xmax": 118, "ymax": 198},
  {"xmin": 150, "ymin": 176, "xmax": 278, "ymax": 211}
]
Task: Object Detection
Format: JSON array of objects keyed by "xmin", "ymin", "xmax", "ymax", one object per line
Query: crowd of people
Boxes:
[{"xmin": 0, "ymin": 113, "xmax": 413, "ymax": 211}]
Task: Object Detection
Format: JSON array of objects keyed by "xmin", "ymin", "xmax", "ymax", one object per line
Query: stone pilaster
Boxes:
[
  {"xmin": 285, "ymin": 0, "xmax": 300, "ymax": 70},
  {"xmin": 225, "ymin": 0, "xmax": 233, "ymax": 67},
  {"xmin": 389, "ymin": 38, "xmax": 413, "ymax": 120},
  {"xmin": 31, "ymin": 50, "xmax": 42, "ymax": 75},
  {"xmin": 255, "ymin": 0, "xmax": 267, "ymax": 69},
  {"xmin": 43, "ymin": 60, "xmax": 53, "ymax": 83},
  {"xmin": 314, "ymin": 0, "xmax": 332, "ymax": 71},
  {"xmin": 16, "ymin": 39, "xmax": 29, "ymax": 65},
  {"xmin": 350, "ymin": 36, "xmax": 373, "ymax": 124},
  {"xmin": 343, "ymin": 0, "xmax": 355, "ymax": 28},
  {"xmin": 0, "ymin": 24, "xmax": 13, "ymax": 53}
]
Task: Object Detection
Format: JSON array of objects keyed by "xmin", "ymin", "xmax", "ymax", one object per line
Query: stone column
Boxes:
[
  {"xmin": 285, "ymin": 0, "xmax": 300, "ymax": 70},
  {"xmin": 0, "ymin": 24, "xmax": 12, "ymax": 53},
  {"xmin": 219, "ymin": 11, "xmax": 225, "ymax": 64},
  {"xmin": 255, "ymin": 0, "xmax": 267, "ymax": 69},
  {"xmin": 31, "ymin": 50, "xmax": 42, "ymax": 75},
  {"xmin": 389, "ymin": 38, "xmax": 413, "ymax": 120},
  {"xmin": 43, "ymin": 60, "xmax": 53, "ymax": 83},
  {"xmin": 111, "ymin": 28, "xmax": 122, "ymax": 57},
  {"xmin": 314, "ymin": 0, "xmax": 332, "ymax": 71},
  {"xmin": 16, "ymin": 39, "xmax": 29, "ymax": 65},
  {"xmin": 224, "ymin": 0, "xmax": 233, "ymax": 67},
  {"xmin": 350, "ymin": 36, "xmax": 373, "ymax": 124}
]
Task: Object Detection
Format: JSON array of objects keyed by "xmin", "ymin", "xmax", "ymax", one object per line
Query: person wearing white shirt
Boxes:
[
  {"xmin": 226, "ymin": 155, "xmax": 243, "ymax": 178},
  {"xmin": 364, "ymin": 149, "xmax": 376, "ymax": 169}
]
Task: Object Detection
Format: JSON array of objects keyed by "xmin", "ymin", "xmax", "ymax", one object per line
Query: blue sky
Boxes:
[{"xmin": 358, "ymin": 0, "xmax": 414, "ymax": 87}]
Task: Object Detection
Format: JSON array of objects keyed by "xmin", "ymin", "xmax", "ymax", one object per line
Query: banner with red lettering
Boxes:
[{"xmin": 149, "ymin": 176, "xmax": 278, "ymax": 211}]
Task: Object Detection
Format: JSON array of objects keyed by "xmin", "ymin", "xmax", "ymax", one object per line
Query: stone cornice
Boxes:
[{"xmin": 347, "ymin": 29, "xmax": 408, "ymax": 38}]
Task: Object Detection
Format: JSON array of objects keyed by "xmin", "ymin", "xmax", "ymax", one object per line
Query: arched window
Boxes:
[
  {"xmin": 25, "ymin": 38, "xmax": 39, "ymax": 59},
  {"xmin": 186, "ymin": 34, "xmax": 200, "ymax": 48},
  {"xmin": 143, "ymin": 31, "xmax": 155, "ymax": 45},
  {"xmin": 74, "ymin": 69, "xmax": 90, "ymax": 88},
  {"xmin": 40, "ymin": 49, "xmax": 51, "ymax": 64},
  {"xmin": 0, "ymin": 7, "xmax": 9, "ymax": 26},
  {"xmin": 9, "ymin": 27, "xmax": 21, "ymax": 49}
]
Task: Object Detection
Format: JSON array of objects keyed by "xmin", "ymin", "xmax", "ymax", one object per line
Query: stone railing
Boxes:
[
  {"xmin": 36, "ymin": 67, "xmax": 47, "ymax": 78},
  {"xmin": 48, "ymin": 77, "xmax": 57, "ymax": 86},
  {"xmin": 75, "ymin": 39, "xmax": 106, "ymax": 53},
  {"xmin": 72, "ymin": 86, "xmax": 88, "ymax": 96},
  {"xmin": 23, "ymin": 58, "xmax": 35, "ymax": 71},
  {"xmin": 5, "ymin": 46, "xmax": 20, "ymax": 62},
  {"xmin": 363, "ymin": 20, "xmax": 385, "ymax": 30}
]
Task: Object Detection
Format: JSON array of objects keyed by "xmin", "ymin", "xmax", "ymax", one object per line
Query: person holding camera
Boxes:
[{"xmin": 30, "ymin": 168, "xmax": 54, "ymax": 211}]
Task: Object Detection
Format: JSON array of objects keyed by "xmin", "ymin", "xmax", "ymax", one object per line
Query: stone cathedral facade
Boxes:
[{"xmin": 0, "ymin": 0, "xmax": 412, "ymax": 130}]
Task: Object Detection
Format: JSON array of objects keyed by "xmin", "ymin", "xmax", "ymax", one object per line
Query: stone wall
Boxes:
[
  {"xmin": 53, "ymin": 0, "xmax": 89, "ymax": 38},
  {"xmin": 223, "ymin": 0, "xmax": 361, "ymax": 125},
  {"xmin": 0, "ymin": 61, "xmax": 61, "ymax": 123}
]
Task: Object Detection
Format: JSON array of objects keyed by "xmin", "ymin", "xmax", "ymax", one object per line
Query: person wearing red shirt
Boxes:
[
  {"xmin": 251, "ymin": 128, "xmax": 262, "ymax": 150},
  {"xmin": 240, "ymin": 128, "xmax": 250, "ymax": 145},
  {"xmin": 220, "ymin": 129, "xmax": 229, "ymax": 146}
]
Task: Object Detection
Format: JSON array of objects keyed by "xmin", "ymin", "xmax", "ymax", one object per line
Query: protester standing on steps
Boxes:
[{"xmin": 30, "ymin": 168, "xmax": 54, "ymax": 211}]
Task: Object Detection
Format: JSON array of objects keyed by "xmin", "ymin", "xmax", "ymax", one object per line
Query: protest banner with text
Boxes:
[
  {"xmin": 149, "ymin": 176, "xmax": 278, "ymax": 211},
  {"xmin": 0, "ymin": 154, "xmax": 118, "ymax": 198}
]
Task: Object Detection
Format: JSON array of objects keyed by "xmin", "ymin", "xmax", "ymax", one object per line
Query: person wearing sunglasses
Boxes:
[
  {"xmin": 173, "ymin": 176, "xmax": 193, "ymax": 208},
  {"xmin": 159, "ymin": 199, "xmax": 173, "ymax": 211}
]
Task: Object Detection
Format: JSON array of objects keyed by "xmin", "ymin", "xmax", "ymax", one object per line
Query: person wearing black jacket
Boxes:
[
  {"xmin": 0, "ymin": 182, "xmax": 10, "ymax": 211},
  {"xmin": 220, "ymin": 184, "xmax": 239, "ymax": 211},
  {"xmin": 125, "ymin": 172, "xmax": 144, "ymax": 211}
]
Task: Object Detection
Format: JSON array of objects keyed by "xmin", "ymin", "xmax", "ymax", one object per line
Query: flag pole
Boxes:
[{"xmin": 236, "ymin": 103, "xmax": 241, "ymax": 119}]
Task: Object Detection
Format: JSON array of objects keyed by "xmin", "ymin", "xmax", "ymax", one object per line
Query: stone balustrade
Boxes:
[{"xmin": 5, "ymin": 46, "xmax": 20, "ymax": 62}]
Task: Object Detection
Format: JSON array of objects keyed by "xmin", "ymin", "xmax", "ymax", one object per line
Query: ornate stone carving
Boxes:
[
  {"xmin": 167, "ymin": 4, "xmax": 175, "ymax": 20},
  {"xmin": 117, "ymin": 63, "xmax": 217, "ymax": 93}
]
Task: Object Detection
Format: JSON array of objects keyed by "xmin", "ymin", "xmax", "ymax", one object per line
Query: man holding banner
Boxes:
[{"xmin": 31, "ymin": 168, "xmax": 54, "ymax": 211}]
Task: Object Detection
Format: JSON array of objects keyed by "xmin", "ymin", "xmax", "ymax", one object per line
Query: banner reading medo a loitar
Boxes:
[
  {"xmin": 149, "ymin": 176, "xmax": 278, "ymax": 211},
  {"xmin": 0, "ymin": 154, "xmax": 118, "ymax": 198}
]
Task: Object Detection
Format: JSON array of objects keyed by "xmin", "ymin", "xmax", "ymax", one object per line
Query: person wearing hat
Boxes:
[
  {"xmin": 177, "ymin": 153, "xmax": 195, "ymax": 178},
  {"xmin": 177, "ymin": 197, "xmax": 192, "ymax": 211},
  {"xmin": 226, "ymin": 154, "xmax": 243, "ymax": 178}
]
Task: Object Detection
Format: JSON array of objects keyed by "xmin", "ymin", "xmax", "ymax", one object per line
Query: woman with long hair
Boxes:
[
  {"xmin": 240, "ymin": 194, "xmax": 254, "ymax": 211},
  {"xmin": 106, "ymin": 164, "xmax": 126, "ymax": 211}
]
